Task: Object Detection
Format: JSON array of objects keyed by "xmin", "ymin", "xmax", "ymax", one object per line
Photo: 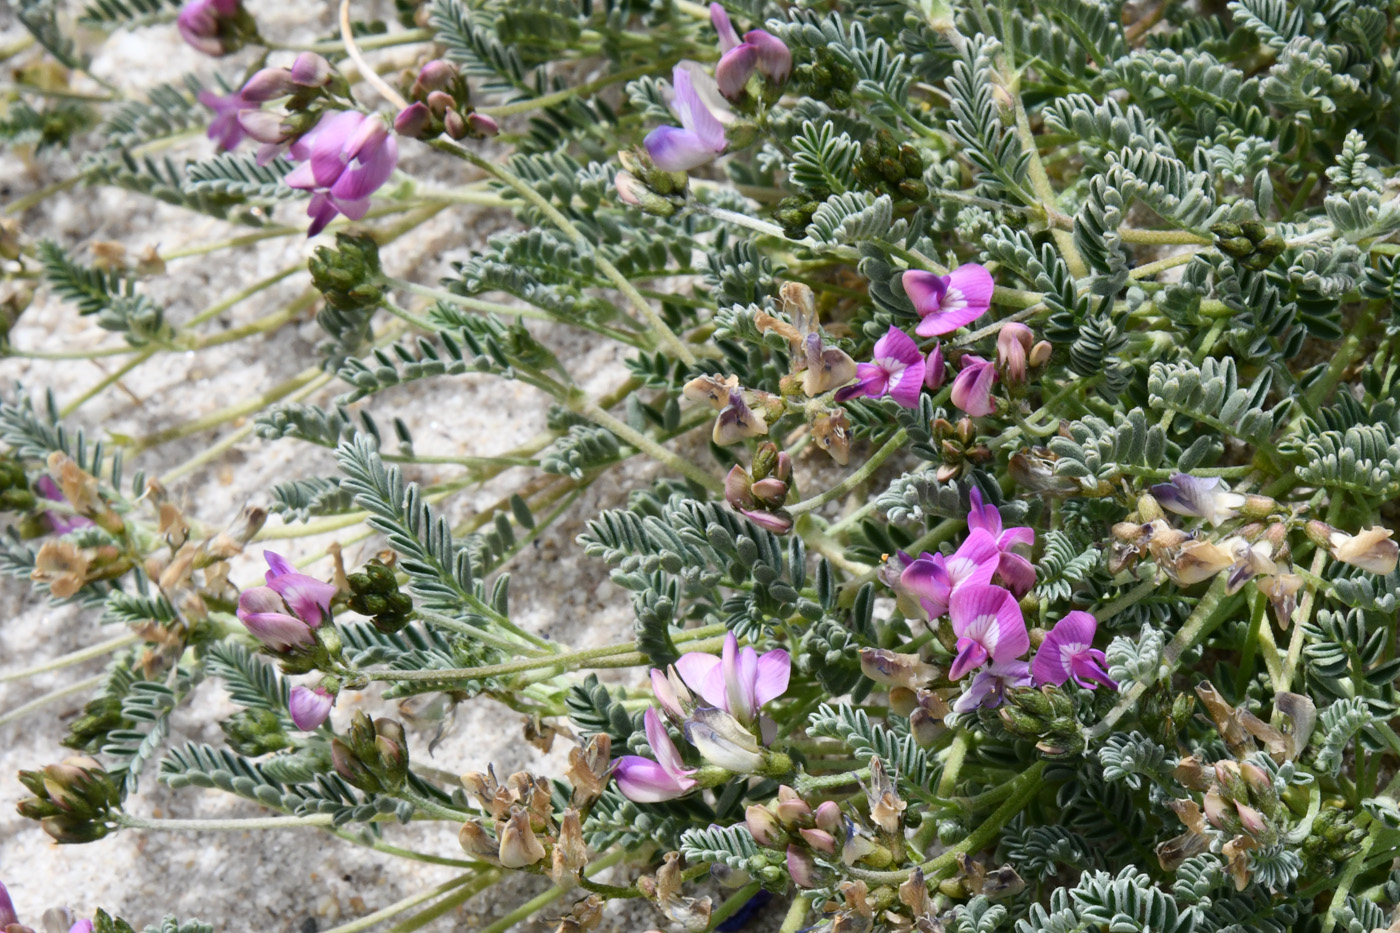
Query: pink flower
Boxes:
[
  {"xmin": 289, "ymin": 685, "xmax": 335, "ymax": 731},
  {"xmin": 673, "ymin": 632, "xmax": 789, "ymax": 727},
  {"xmin": 198, "ymin": 89, "xmax": 252, "ymax": 151},
  {"xmin": 996, "ymin": 322, "xmax": 1033, "ymax": 383},
  {"xmin": 0, "ymin": 881, "xmax": 17, "ymax": 929},
  {"xmin": 236, "ymin": 586, "xmax": 316, "ymax": 651},
  {"xmin": 1031, "ymin": 611, "xmax": 1117, "ymax": 690},
  {"xmin": 924, "ymin": 343, "xmax": 945, "ymax": 390},
  {"xmin": 952, "ymin": 659, "xmax": 1031, "ymax": 712},
  {"xmin": 899, "ymin": 528, "xmax": 1001, "ymax": 620},
  {"xmin": 903, "ymin": 264, "xmax": 994, "ymax": 336},
  {"xmin": 950, "ymin": 354, "xmax": 996, "ymax": 417},
  {"xmin": 285, "ymin": 110, "xmax": 399, "ymax": 236},
  {"xmin": 967, "ymin": 488, "xmax": 1037, "ymax": 597},
  {"xmin": 948, "ymin": 583, "xmax": 1028, "ymax": 680},
  {"xmin": 261, "ymin": 551, "xmax": 337, "ymax": 624},
  {"xmin": 614, "ymin": 708, "xmax": 698, "ymax": 802},
  {"xmin": 710, "ymin": 3, "xmax": 743, "ymax": 51},
  {"xmin": 177, "ymin": 0, "xmax": 240, "ymax": 55},
  {"xmin": 834, "ymin": 326, "xmax": 926, "ymax": 408},
  {"xmin": 644, "ymin": 63, "xmax": 731, "ymax": 172}
]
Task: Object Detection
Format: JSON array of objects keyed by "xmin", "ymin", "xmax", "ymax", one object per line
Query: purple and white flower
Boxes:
[
  {"xmin": 834, "ymin": 325, "xmax": 926, "ymax": 408},
  {"xmin": 903, "ymin": 264, "xmax": 994, "ymax": 336},
  {"xmin": 672, "ymin": 631, "xmax": 789, "ymax": 727},
  {"xmin": 952, "ymin": 659, "xmax": 1031, "ymax": 712},
  {"xmin": 644, "ymin": 63, "xmax": 732, "ymax": 172},
  {"xmin": 1030, "ymin": 611, "xmax": 1116, "ymax": 690},
  {"xmin": 285, "ymin": 110, "xmax": 399, "ymax": 236},
  {"xmin": 899, "ymin": 528, "xmax": 1001, "ymax": 620},
  {"xmin": 198, "ymin": 89, "xmax": 253, "ymax": 151},
  {"xmin": 1150, "ymin": 473, "xmax": 1247, "ymax": 528},
  {"xmin": 710, "ymin": 5, "xmax": 791, "ymax": 100},
  {"xmin": 948, "ymin": 583, "xmax": 1028, "ymax": 680},
  {"xmin": 950, "ymin": 354, "xmax": 997, "ymax": 417},
  {"xmin": 684, "ymin": 705, "xmax": 763, "ymax": 772},
  {"xmin": 262, "ymin": 551, "xmax": 337, "ymax": 624},
  {"xmin": 967, "ymin": 488, "xmax": 1037, "ymax": 597},
  {"xmin": 614, "ymin": 708, "xmax": 698, "ymax": 802},
  {"xmin": 289, "ymin": 685, "xmax": 335, "ymax": 731}
]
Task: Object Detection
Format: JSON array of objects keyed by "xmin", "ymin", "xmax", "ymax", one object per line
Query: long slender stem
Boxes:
[
  {"xmin": 574, "ymin": 397, "xmax": 724, "ymax": 494},
  {"xmin": 0, "ymin": 674, "xmax": 104, "ymax": 728},
  {"xmin": 0, "ymin": 632, "xmax": 139, "ymax": 683},
  {"xmin": 476, "ymin": 848, "xmax": 628, "ymax": 933},
  {"xmin": 789, "ymin": 429, "xmax": 907, "ymax": 516},
  {"xmin": 316, "ymin": 873, "xmax": 488, "ymax": 933},
  {"xmin": 116, "ymin": 812, "xmax": 337, "ymax": 831}
]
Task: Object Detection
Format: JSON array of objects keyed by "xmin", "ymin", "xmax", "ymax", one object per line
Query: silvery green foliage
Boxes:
[{"xmin": 8, "ymin": 0, "xmax": 1400, "ymax": 929}]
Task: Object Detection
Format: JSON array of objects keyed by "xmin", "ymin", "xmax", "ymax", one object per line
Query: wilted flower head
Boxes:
[
  {"xmin": 35, "ymin": 475, "xmax": 95, "ymax": 536},
  {"xmin": 613, "ymin": 708, "xmax": 698, "ymax": 802},
  {"xmin": 802, "ymin": 334, "xmax": 858, "ymax": 397},
  {"xmin": 684, "ymin": 706, "xmax": 763, "ymax": 772},
  {"xmin": 1324, "ymin": 524, "xmax": 1399, "ymax": 575},
  {"xmin": 950, "ymin": 354, "xmax": 997, "ymax": 417},
  {"xmin": 1151, "ymin": 473, "xmax": 1247, "ymax": 527},
  {"xmin": 286, "ymin": 111, "xmax": 399, "ymax": 236},
  {"xmin": 177, "ymin": 0, "xmax": 241, "ymax": 55},
  {"xmin": 1257, "ymin": 572, "xmax": 1302, "ymax": 628},
  {"xmin": 713, "ymin": 390, "xmax": 768, "ymax": 445},
  {"xmin": 289, "ymin": 685, "xmax": 335, "ymax": 731},
  {"xmin": 1030, "ymin": 611, "xmax": 1116, "ymax": 690},
  {"xmin": 673, "ymin": 631, "xmax": 789, "ymax": 727},
  {"xmin": 952, "ymin": 659, "xmax": 1031, "ymax": 713},
  {"xmin": 900, "ymin": 528, "xmax": 1000, "ymax": 620},
  {"xmin": 948, "ymin": 583, "xmax": 1028, "ymax": 680},
  {"xmin": 903, "ymin": 264, "xmax": 994, "ymax": 336},
  {"xmin": 834, "ymin": 325, "xmax": 925, "ymax": 408},
  {"xmin": 644, "ymin": 62, "xmax": 732, "ymax": 172}
]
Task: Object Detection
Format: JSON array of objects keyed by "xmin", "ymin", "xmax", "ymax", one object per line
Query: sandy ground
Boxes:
[{"xmin": 0, "ymin": 2, "xmax": 734, "ymax": 930}]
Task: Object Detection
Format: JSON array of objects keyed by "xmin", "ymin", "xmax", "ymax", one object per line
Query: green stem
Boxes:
[
  {"xmin": 707, "ymin": 881, "xmax": 763, "ymax": 932},
  {"xmin": 429, "ymin": 138, "xmax": 702, "ymax": 366},
  {"xmin": 778, "ymin": 896, "xmax": 812, "ymax": 933},
  {"xmin": 479, "ymin": 60, "xmax": 676, "ymax": 117},
  {"xmin": 0, "ymin": 632, "xmax": 140, "ymax": 683},
  {"xmin": 476, "ymin": 848, "xmax": 627, "ymax": 933},
  {"xmin": 574, "ymin": 397, "xmax": 725, "ymax": 495},
  {"xmin": 0, "ymin": 674, "xmax": 104, "ymax": 728},
  {"xmin": 789, "ymin": 429, "xmax": 907, "ymax": 516},
  {"xmin": 117, "ymin": 813, "xmax": 337, "ymax": 831},
  {"xmin": 316, "ymin": 873, "xmax": 491, "ymax": 933},
  {"xmin": 936, "ymin": 731, "xmax": 970, "ymax": 798}
]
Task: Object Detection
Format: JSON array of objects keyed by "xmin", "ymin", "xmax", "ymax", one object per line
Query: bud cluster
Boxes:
[
  {"xmin": 725, "ymin": 442, "xmax": 794, "ymax": 535},
  {"xmin": 1211, "ymin": 219, "xmax": 1286, "ymax": 272},
  {"xmin": 854, "ymin": 130, "xmax": 928, "ymax": 202},
  {"xmin": 16, "ymin": 757, "xmax": 121, "ymax": 844},
  {"xmin": 0, "ymin": 458, "xmax": 35, "ymax": 512},
  {"xmin": 996, "ymin": 684, "xmax": 1086, "ymax": 757},
  {"xmin": 346, "ymin": 559, "xmax": 414, "ymax": 634},
  {"xmin": 928, "ymin": 415, "xmax": 992, "ymax": 483},
  {"xmin": 394, "ymin": 60, "xmax": 498, "ymax": 141},
  {"xmin": 308, "ymin": 232, "xmax": 385, "ymax": 313},
  {"xmin": 331, "ymin": 711, "xmax": 409, "ymax": 794}
]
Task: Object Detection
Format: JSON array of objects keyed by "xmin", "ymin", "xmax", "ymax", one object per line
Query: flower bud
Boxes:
[
  {"xmin": 745, "ymin": 805, "xmax": 783, "ymax": 847},
  {"xmin": 240, "ymin": 67, "xmax": 298, "ymax": 102},
  {"xmin": 751, "ymin": 441, "xmax": 779, "ymax": 480},
  {"xmin": 289, "ymin": 52, "xmax": 333, "ymax": 87},
  {"xmin": 394, "ymin": 102, "xmax": 431, "ymax": 138},
  {"xmin": 750, "ymin": 477, "xmax": 788, "ymax": 507},
  {"xmin": 814, "ymin": 801, "xmax": 843, "ymax": 835},
  {"xmin": 1235, "ymin": 801, "xmax": 1267, "ymax": 836},
  {"xmin": 741, "ymin": 509, "xmax": 793, "ymax": 535},
  {"xmin": 1203, "ymin": 789, "xmax": 1229, "ymax": 828},
  {"xmin": 786, "ymin": 845, "xmax": 816, "ymax": 887},
  {"xmin": 467, "ymin": 112, "xmax": 499, "ymax": 137},
  {"xmin": 799, "ymin": 827, "xmax": 836, "ymax": 854},
  {"xmin": 443, "ymin": 109, "xmax": 468, "ymax": 140},
  {"xmin": 614, "ymin": 170, "xmax": 677, "ymax": 217},
  {"xmin": 775, "ymin": 786, "xmax": 811, "ymax": 827},
  {"xmin": 331, "ymin": 738, "xmax": 380, "ymax": 793},
  {"xmin": 996, "ymin": 322, "xmax": 1033, "ymax": 385},
  {"xmin": 414, "ymin": 60, "xmax": 458, "ymax": 95},
  {"xmin": 1028, "ymin": 340, "xmax": 1052, "ymax": 368}
]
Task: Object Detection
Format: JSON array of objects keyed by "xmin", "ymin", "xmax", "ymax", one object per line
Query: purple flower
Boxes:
[
  {"xmin": 967, "ymin": 488, "xmax": 1037, "ymax": 597},
  {"xmin": 1031, "ymin": 611, "xmax": 1117, "ymax": 690},
  {"xmin": 237, "ymin": 586, "xmax": 316, "ymax": 650},
  {"xmin": 948, "ymin": 583, "xmax": 1028, "ymax": 680},
  {"xmin": 614, "ymin": 708, "xmax": 698, "ymax": 802},
  {"xmin": 924, "ymin": 343, "xmax": 945, "ymax": 390},
  {"xmin": 289, "ymin": 685, "xmax": 335, "ymax": 731},
  {"xmin": 177, "ymin": 0, "xmax": 239, "ymax": 55},
  {"xmin": 904, "ymin": 264, "xmax": 994, "ymax": 336},
  {"xmin": 716, "ymin": 43, "xmax": 759, "ymax": 99},
  {"xmin": 198, "ymin": 89, "xmax": 252, "ymax": 151},
  {"xmin": 834, "ymin": 326, "xmax": 925, "ymax": 408},
  {"xmin": 1150, "ymin": 473, "xmax": 1246, "ymax": 528},
  {"xmin": 900, "ymin": 528, "xmax": 1001, "ymax": 620},
  {"xmin": 69, "ymin": 922, "xmax": 95, "ymax": 933},
  {"xmin": 0, "ymin": 881, "xmax": 17, "ymax": 928},
  {"xmin": 952, "ymin": 659, "xmax": 1031, "ymax": 712},
  {"xmin": 950, "ymin": 354, "xmax": 996, "ymax": 417},
  {"xmin": 285, "ymin": 110, "xmax": 399, "ymax": 236},
  {"xmin": 644, "ymin": 63, "xmax": 731, "ymax": 172},
  {"xmin": 673, "ymin": 632, "xmax": 789, "ymax": 727},
  {"xmin": 261, "ymin": 551, "xmax": 337, "ymax": 624},
  {"xmin": 710, "ymin": 3, "xmax": 743, "ymax": 52},
  {"xmin": 744, "ymin": 30, "xmax": 792, "ymax": 84},
  {"xmin": 35, "ymin": 476, "xmax": 94, "ymax": 535}
]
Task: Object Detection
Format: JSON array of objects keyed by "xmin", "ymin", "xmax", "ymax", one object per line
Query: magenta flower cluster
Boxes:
[
  {"xmin": 614, "ymin": 633, "xmax": 789, "ymax": 802},
  {"xmin": 236, "ymin": 551, "xmax": 337, "ymax": 651},
  {"xmin": 896, "ymin": 490, "xmax": 1115, "ymax": 712}
]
